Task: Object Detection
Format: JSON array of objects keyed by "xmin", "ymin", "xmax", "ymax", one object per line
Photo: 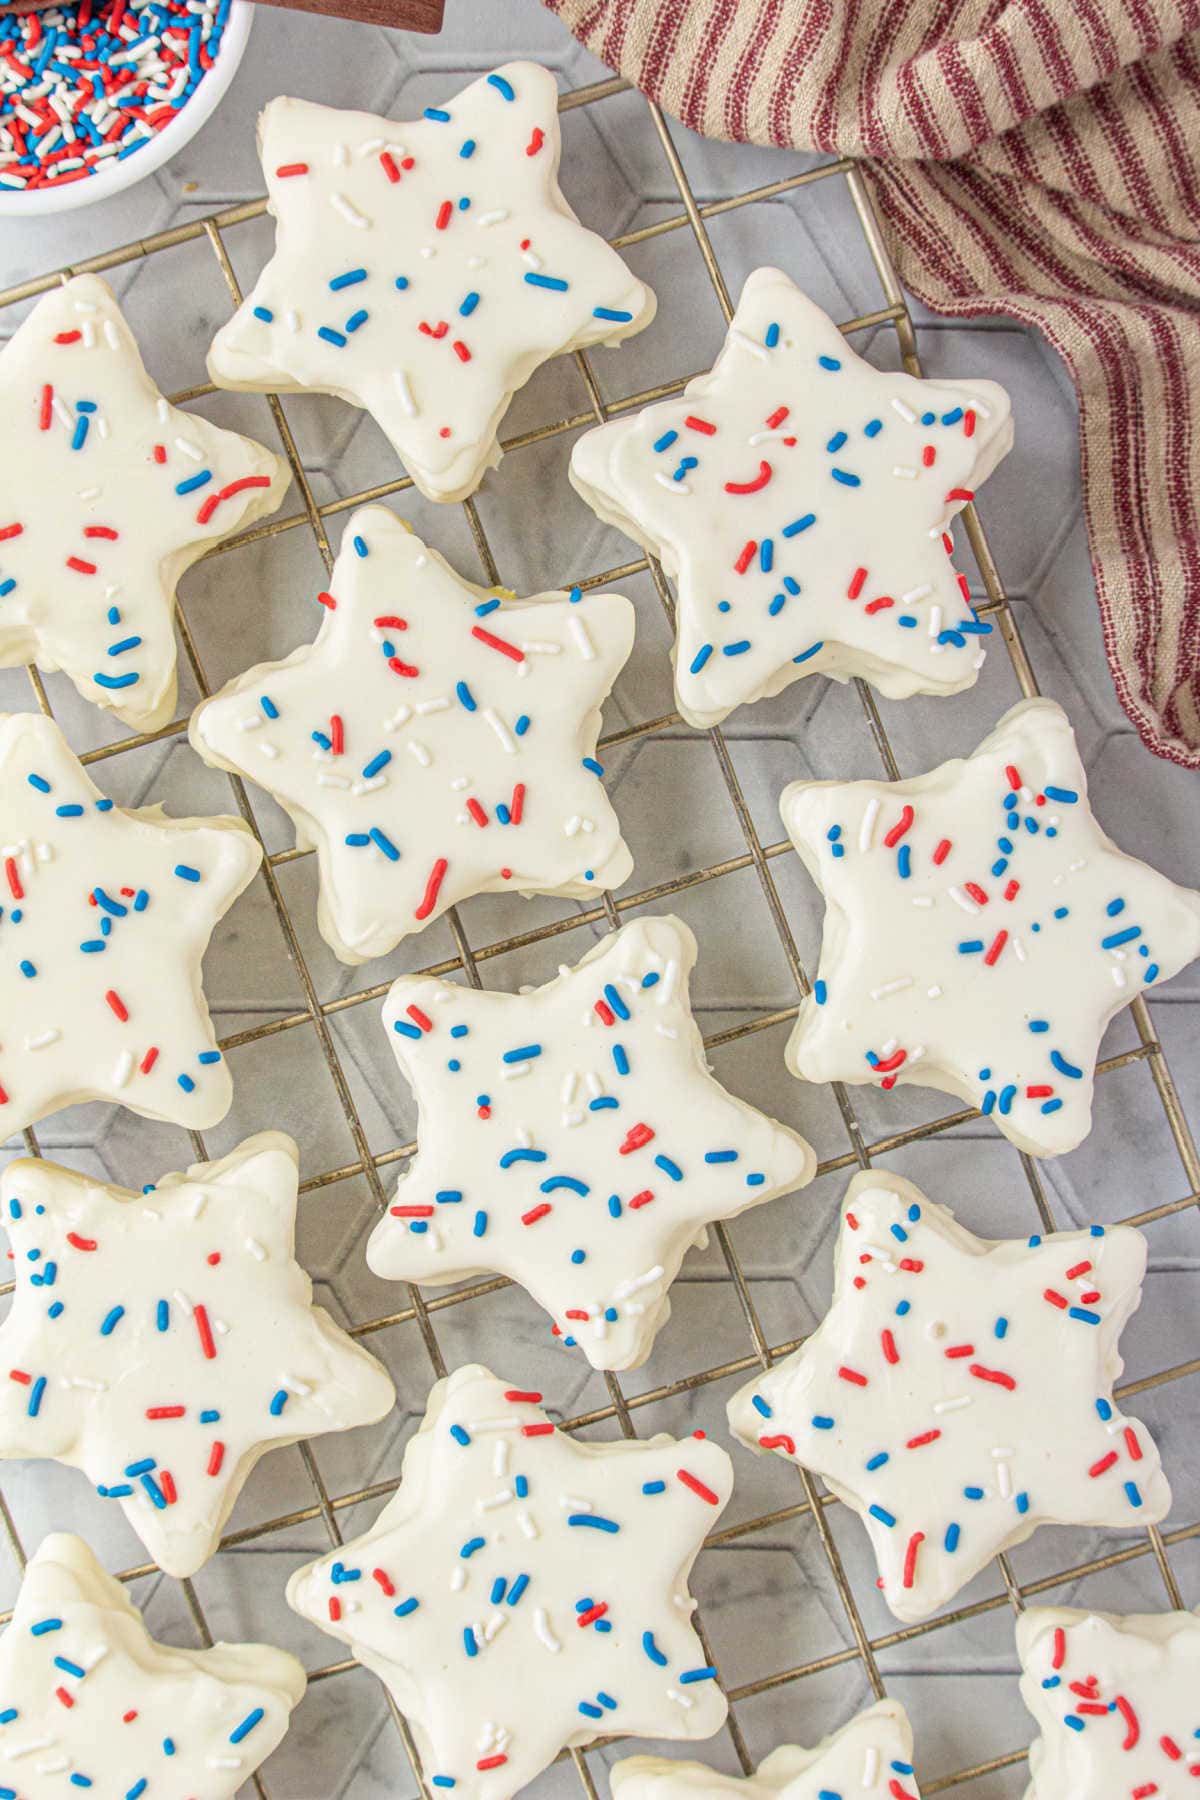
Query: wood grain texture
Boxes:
[{"xmin": 248, "ymin": 0, "xmax": 444, "ymax": 26}]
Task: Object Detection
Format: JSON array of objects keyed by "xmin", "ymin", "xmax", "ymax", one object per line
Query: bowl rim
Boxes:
[{"xmin": 0, "ymin": 0, "xmax": 254, "ymax": 218}]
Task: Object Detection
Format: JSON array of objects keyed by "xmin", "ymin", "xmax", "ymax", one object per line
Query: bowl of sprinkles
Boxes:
[{"xmin": 0, "ymin": 0, "xmax": 252, "ymax": 213}]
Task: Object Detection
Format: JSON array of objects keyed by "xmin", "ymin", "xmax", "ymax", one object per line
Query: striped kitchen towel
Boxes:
[{"xmin": 546, "ymin": 0, "xmax": 1200, "ymax": 767}]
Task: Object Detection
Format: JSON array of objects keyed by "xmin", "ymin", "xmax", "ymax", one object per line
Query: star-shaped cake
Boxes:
[
  {"xmin": 728, "ymin": 1169, "xmax": 1168, "ymax": 1623},
  {"xmin": 366, "ymin": 914, "xmax": 815, "ymax": 1370},
  {"xmin": 1017, "ymin": 1604, "xmax": 1200, "ymax": 1799},
  {"xmin": 779, "ymin": 698, "xmax": 1200, "ymax": 1156},
  {"xmin": 0, "ymin": 711, "xmax": 261, "ymax": 1133},
  {"xmin": 189, "ymin": 505, "xmax": 635, "ymax": 963},
  {"xmin": 208, "ymin": 62, "xmax": 655, "ymax": 503},
  {"xmin": 611, "ymin": 1698, "xmax": 922, "ymax": 1800},
  {"xmin": 0, "ymin": 1532, "xmax": 305, "ymax": 1793},
  {"xmin": 0, "ymin": 1132, "xmax": 395, "ymax": 1578},
  {"xmin": 286, "ymin": 1362, "xmax": 732, "ymax": 1800},
  {"xmin": 569, "ymin": 266, "xmax": 1012, "ymax": 727},
  {"xmin": 0, "ymin": 275, "xmax": 289, "ymax": 733}
]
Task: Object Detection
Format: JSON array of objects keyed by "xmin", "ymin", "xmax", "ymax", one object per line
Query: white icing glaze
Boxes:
[
  {"xmin": 1017, "ymin": 1605, "xmax": 1200, "ymax": 1799},
  {"xmin": 188, "ymin": 505, "xmax": 635, "ymax": 963},
  {"xmin": 780, "ymin": 697, "xmax": 1200, "ymax": 1156},
  {"xmin": 0, "ymin": 710, "xmax": 261, "ymax": 1132},
  {"xmin": 727, "ymin": 1169, "xmax": 1168, "ymax": 1624},
  {"xmin": 0, "ymin": 1532, "xmax": 305, "ymax": 1794},
  {"xmin": 0, "ymin": 1133, "xmax": 395, "ymax": 1579},
  {"xmin": 611, "ymin": 1698, "xmax": 922, "ymax": 1800},
  {"xmin": 208, "ymin": 62, "xmax": 655, "ymax": 503},
  {"xmin": 286, "ymin": 1362, "xmax": 731, "ymax": 1800},
  {"xmin": 569, "ymin": 267, "xmax": 1012, "ymax": 727},
  {"xmin": 0, "ymin": 275, "xmax": 289, "ymax": 733},
  {"xmin": 366, "ymin": 914, "xmax": 815, "ymax": 1370}
]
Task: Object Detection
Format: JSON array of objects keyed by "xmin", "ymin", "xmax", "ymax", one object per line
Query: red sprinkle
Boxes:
[
  {"xmin": 194, "ymin": 474, "xmax": 272, "ymax": 527},
  {"xmin": 105, "ymin": 989, "xmax": 129, "ymax": 1022},
  {"xmin": 932, "ymin": 837, "xmax": 952, "ymax": 865},
  {"xmin": 594, "ymin": 999, "xmax": 615, "ymax": 1027},
  {"xmin": 620, "ymin": 1123, "xmax": 654, "ymax": 1154},
  {"xmin": 66, "ymin": 556, "xmax": 97, "ymax": 575},
  {"xmin": 724, "ymin": 460, "xmax": 772, "ymax": 495},
  {"xmin": 906, "ymin": 1429, "xmax": 941, "ymax": 1449},
  {"xmin": 676, "ymin": 1468, "xmax": 720, "ymax": 1505},
  {"xmin": 1088, "ymin": 1451, "xmax": 1119, "ymax": 1477},
  {"xmin": 902, "ymin": 1530, "xmax": 924, "ymax": 1588},
  {"xmin": 38, "ymin": 385, "xmax": 52, "ymax": 431},
  {"xmin": 415, "ymin": 858, "xmax": 448, "ymax": 921},
  {"xmin": 406, "ymin": 1004, "xmax": 433, "ymax": 1032},
  {"xmin": 139, "ymin": 1046, "xmax": 159, "ymax": 1075},
  {"xmin": 504, "ymin": 1389, "xmax": 542, "ymax": 1403},
  {"xmin": 146, "ymin": 1405, "xmax": 186, "ymax": 1419},
  {"xmin": 847, "ymin": 567, "xmax": 868, "ymax": 600},
  {"xmin": 576, "ymin": 1601, "xmax": 608, "ymax": 1628},
  {"xmin": 968, "ymin": 1362, "xmax": 1016, "ymax": 1390},
  {"xmin": 525, "ymin": 127, "xmax": 544, "ymax": 156},
  {"xmin": 372, "ymin": 1568, "xmax": 396, "ymax": 1595},
  {"xmin": 838, "ymin": 1365, "xmax": 868, "ymax": 1386},
  {"xmin": 472, "ymin": 623, "xmax": 524, "ymax": 662},
  {"xmin": 194, "ymin": 1304, "xmax": 217, "ymax": 1361},
  {"xmin": 881, "ymin": 1329, "xmax": 899, "ymax": 1365},
  {"xmin": 983, "ymin": 929, "xmax": 1008, "ymax": 966},
  {"xmin": 54, "ymin": 330, "xmax": 82, "ymax": 345},
  {"xmin": 522, "ymin": 1203, "xmax": 552, "ymax": 1226},
  {"xmin": 628, "ymin": 1190, "xmax": 654, "ymax": 1209},
  {"xmin": 379, "ymin": 152, "xmax": 401, "ymax": 183},
  {"xmin": 509, "ymin": 782, "xmax": 525, "ymax": 825},
  {"xmin": 963, "ymin": 409, "xmax": 976, "ymax": 437},
  {"xmin": 317, "ymin": 591, "xmax": 338, "ymax": 610},
  {"xmin": 883, "ymin": 805, "xmax": 914, "ymax": 849},
  {"xmin": 759, "ymin": 1433, "xmax": 796, "ymax": 1453},
  {"xmin": 66, "ymin": 1232, "xmax": 97, "ymax": 1252},
  {"xmin": 275, "ymin": 163, "xmax": 310, "ymax": 177},
  {"xmin": 207, "ymin": 1442, "xmax": 224, "ymax": 1476},
  {"xmin": 1051, "ymin": 1626, "xmax": 1066, "ymax": 1669},
  {"xmin": 466, "ymin": 798, "xmax": 488, "ymax": 828},
  {"xmin": 685, "ymin": 415, "xmax": 717, "ymax": 434},
  {"xmin": 733, "ymin": 539, "xmax": 757, "ymax": 575},
  {"xmin": 477, "ymin": 1756, "xmax": 508, "ymax": 1772}
]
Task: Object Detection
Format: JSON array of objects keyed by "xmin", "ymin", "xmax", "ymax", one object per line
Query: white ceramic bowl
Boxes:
[{"xmin": 0, "ymin": 0, "xmax": 253, "ymax": 217}]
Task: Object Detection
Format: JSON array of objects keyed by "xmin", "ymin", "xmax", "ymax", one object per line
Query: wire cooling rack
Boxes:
[{"xmin": 1, "ymin": 66, "xmax": 1198, "ymax": 1800}]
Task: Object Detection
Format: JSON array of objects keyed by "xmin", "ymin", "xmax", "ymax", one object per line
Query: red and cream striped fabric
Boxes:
[{"xmin": 546, "ymin": 0, "xmax": 1200, "ymax": 767}]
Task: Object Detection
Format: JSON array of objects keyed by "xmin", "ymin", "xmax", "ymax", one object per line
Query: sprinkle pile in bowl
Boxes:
[{"xmin": 0, "ymin": 0, "xmax": 231, "ymax": 194}]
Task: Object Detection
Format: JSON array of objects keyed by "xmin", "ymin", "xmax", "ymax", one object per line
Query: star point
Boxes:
[
  {"xmin": 366, "ymin": 914, "xmax": 815, "ymax": 1370},
  {"xmin": 0, "ymin": 1531, "xmax": 306, "ymax": 1795},
  {"xmin": 286, "ymin": 1362, "xmax": 732, "ymax": 1800},
  {"xmin": 208, "ymin": 62, "xmax": 655, "ymax": 503},
  {"xmin": 189, "ymin": 504, "xmax": 635, "ymax": 963},
  {"xmin": 0, "ymin": 710, "xmax": 262, "ymax": 1133},
  {"xmin": 611, "ymin": 1697, "xmax": 923, "ymax": 1800},
  {"xmin": 0, "ymin": 274, "xmax": 288, "ymax": 732},
  {"xmin": 0, "ymin": 1132, "xmax": 395, "ymax": 1578},
  {"xmin": 728, "ymin": 1168, "xmax": 1168, "ymax": 1623},
  {"xmin": 569, "ymin": 265, "xmax": 1013, "ymax": 727},
  {"xmin": 779, "ymin": 697, "xmax": 1200, "ymax": 1156},
  {"xmin": 1018, "ymin": 1604, "xmax": 1200, "ymax": 1799}
]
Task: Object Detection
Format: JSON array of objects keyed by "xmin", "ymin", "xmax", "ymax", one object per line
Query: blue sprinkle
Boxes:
[
  {"xmin": 723, "ymin": 639, "xmax": 750, "ymax": 656},
  {"xmin": 344, "ymin": 310, "xmax": 369, "ymax": 333},
  {"xmin": 393, "ymin": 1597, "xmax": 419, "ymax": 1617},
  {"xmin": 486, "ymin": 72, "xmax": 516, "ymax": 99},
  {"xmin": 525, "ymin": 272, "xmax": 569, "ymax": 291},
  {"xmin": 866, "ymin": 1452, "xmax": 889, "ymax": 1471},
  {"xmin": 868, "ymin": 1504, "xmax": 896, "ymax": 1528},
  {"xmin": 99, "ymin": 1306, "xmax": 125, "ymax": 1336},
  {"xmin": 603, "ymin": 983, "xmax": 630, "ymax": 1020},
  {"xmin": 1041, "ymin": 1099, "xmax": 1064, "ymax": 1115},
  {"xmin": 1068, "ymin": 1305, "xmax": 1100, "ymax": 1324},
  {"xmin": 174, "ymin": 470, "xmax": 212, "ymax": 495},
  {"xmin": 515, "ymin": 715, "xmax": 530, "ymax": 736},
  {"xmin": 897, "ymin": 844, "xmax": 911, "ymax": 879},
  {"xmin": 26, "ymin": 774, "xmax": 50, "ymax": 793},
  {"xmin": 812, "ymin": 1415, "xmax": 835, "ymax": 1430},
  {"xmin": 568, "ymin": 1514, "xmax": 619, "ymax": 1532},
  {"xmin": 362, "ymin": 751, "xmax": 392, "ymax": 780},
  {"xmin": 252, "ymin": 305, "xmax": 273, "ymax": 323},
  {"xmin": 690, "ymin": 643, "xmax": 713, "ymax": 674},
  {"xmin": 964, "ymin": 1486, "xmax": 985, "ymax": 1500},
  {"xmin": 177, "ymin": 1073, "xmax": 196, "ymax": 1094},
  {"xmin": 818, "ymin": 354, "xmax": 841, "ymax": 370},
  {"xmin": 269, "ymin": 1389, "xmax": 288, "ymax": 1416},
  {"xmin": 782, "ymin": 513, "xmax": 816, "ymax": 537},
  {"xmin": 793, "ymin": 640, "xmax": 824, "ymax": 664},
  {"xmin": 654, "ymin": 1154, "xmax": 683, "ymax": 1182},
  {"xmin": 370, "ymin": 827, "xmax": 400, "ymax": 861},
  {"xmin": 679, "ymin": 1667, "xmax": 717, "ymax": 1684},
  {"xmin": 944, "ymin": 1522, "xmax": 961, "ymax": 1552},
  {"xmin": 1015, "ymin": 1492, "xmax": 1030, "ymax": 1514},
  {"xmin": 594, "ymin": 306, "xmax": 634, "ymax": 322},
  {"xmin": 507, "ymin": 1573, "xmax": 530, "ymax": 1605},
  {"xmin": 473, "ymin": 1210, "xmax": 487, "ymax": 1237},
  {"xmin": 1043, "ymin": 786, "xmax": 1078, "ymax": 803},
  {"xmin": 463, "ymin": 1627, "xmax": 478, "ymax": 1657},
  {"xmin": 1102, "ymin": 925, "xmax": 1141, "ymax": 950},
  {"xmin": 174, "ymin": 863, "xmax": 201, "ymax": 883},
  {"xmin": 460, "ymin": 139, "xmax": 476, "ymax": 158},
  {"xmin": 230, "ymin": 1708, "xmax": 265, "ymax": 1745},
  {"xmin": 329, "ymin": 269, "xmax": 366, "ymax": 291},
  {"xmin": 424, "ymin": 106, "xmax": 451, "ymax": 121},
  {"xmin": 765, "ymin": 322, "xmax": 780, "ymax": 347},
  {"xmin": 653, "ymin": 430, "xmax": 678, "ymax": 453},
  {"xmin": 998, "ymin": 1083, "xmax": 1017, "ymax": 1115},
  {"xmin": 1125, "ymin": 1481, "xmax": 1142, "ymax": 1508},
  {"xmin": 612, "ymin": 1044, "xmax": 630, "ymax": 1076},
  {"xmin": 759, "ymin": 538, "xmax": 773, "ymax": 573},
  {"xmin": 317, "ymin": 326, "xmax": 347, "ymax": 347},
  {"xmin": 642, "ymin": 1630, "xmax": 667, "ymax": 1665},
  {"xmin": 1050, "ymin": 1050, "xmax": 1083, "ymax": 1079}
]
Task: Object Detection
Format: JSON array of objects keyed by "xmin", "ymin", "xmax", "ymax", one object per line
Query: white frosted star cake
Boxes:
[
  {"xmin": 779, "ymin": 697, "xmax": 1200, "ymax": 1155},
  {"xmin": 570, "ymin": 266, "xmax": 1012, "ymax": 726},
  {"xmin": 611, "ymin": 1698, "xmax": 923, "ymax": 1800},
  {"xmin": 209, "ymin": 62, "xmax": 655, "ymax": 502},
  {"xmin": 0, "ymin": 1533, "xmax": 305, "ymax": 1795},
  {"xmin": 0, "ymin": 275, "xmax": 288, "ymax": 732},
  {"xmin": 0, "ymin": 711, "xmax": 261, "ymax": 1133},
  {"xmin": 286, "ymin": 1363, "xmax": 732, "ymax": 1800},
  {"xmin": 1018, "ymin": 1605, "xmax": 1200, "ymax": 1798},
  {"xmin": 367, "ymin": 914, "xmax": 815, "ymax": 1370},
  {"xmin": 189, "ymin": 506, "xmax": 634, "ymax": 963},
  {"xmin": 0, "ymin": 1134, "xmax": 395, "ymax": 1577},
  {"xmin": 728, "ymin": 1168, "xmax": 1168, "ymax": 1622}
]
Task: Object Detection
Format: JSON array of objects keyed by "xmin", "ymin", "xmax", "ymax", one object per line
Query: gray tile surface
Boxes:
[{"xmin": 0, "ymin": 2, "xmax": 1197, "ymax": 1796}]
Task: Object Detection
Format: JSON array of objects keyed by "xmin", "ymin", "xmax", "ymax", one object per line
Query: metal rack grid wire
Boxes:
[{"xmin": 0, "ymin": 68, "xmax": 1198, "ymax": 1800}]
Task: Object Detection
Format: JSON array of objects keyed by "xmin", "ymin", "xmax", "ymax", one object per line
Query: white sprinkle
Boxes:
[
  {"xmin": 259, "ymin": 743, "xmax": 280, "ymax": 760},
  {"xmin": 927, "ymin": 984, "xmax": 942, "ymax": 999},
  {"xmin": 385, "ymin": 704, "xmax": 412, "ymax": 732},
  {"xmin": 286, "ymin": 310, "xmax": 301, "ymax": 333},
  {"xmin": 332, "ymin": 141, "xmax": 349, "ymax": 165},
  {"xmin": 911, "ymin": 895, "xmax": 934, "ymax": 908},
  {"xmin": 729, "ymin": 328, "xmax": 768, "ymax": 361},
  {"xmin": 666, "ymin": 1689, "xmax": 694, "ymax": 1710},
  {"xmin": 858, "ymin": 796, "xmax": 880, "ymax": 852},
  {"xmin": 533, "ymin": 1607, "xmax": 560, "ymax": 1652},
  {"xmin": 112, "ymin": 1049, "xmax": 134, "ymax": 1088},
  {"xmin": 933, "ymin": 1394, "xmax": 972, "ymax": 1414},
  {"xmin": 892, "ymin": 465, "xmax": 917, "ymax": 480},
  {"xmin": 493, "ymin": 1439, "xmax": 509, "ymax": 1478},
  {"xmin": 891, "ymin": 396, "xmax": 917, "ymax": 423},
  {"xmin": 564, "ymin": 815, "xmax": 582, "ymax": 838},
  {"xmin": 476, "ymin": 209, "xmax": 510, "ymax": 228},
  {"xmin": 655, "ymin": 472, "xmax": 690, "ymax": 494},
  {"xmin": 317, "ymin": 773, "xmax": 351, "ymax": 789},
  {"xmin": 568, "ymin": 615, "xmax": 596, "ymax": 660},
  {"xmin": 239, "ymin": 714, "xmax": 263, "ymax": 732},
  {"xmin": 330, "ymin": 192, "xmax": 369, "ymax": 228},
  {"xmin": 394, "ymin": 369, "xmax": 418, "ymax": 417},
  {"xmin": 947, "ymin": 885, "xmax": 980, "ymax": 914},
  {"xmin": 450, "ymin": 1567, "xmax": 467, "ymax": 1592},
  {"xmin": 1111, "ymin": 965, "xmax": 1127, "ymax": 989},
  {"xmin": 478, "ymin": 1488, "xmax": 514, "ymax": 1511},
  {"xmin": 173, "ymin": 1288, "xmax": 194, "ymax": 1316},
  {"xmin": 870, "ymin": 976, "xmax": 912, "ymax": 1000},
  {"xmin": 483, "ymin": 708, "xmax": 515, "ymax": 754},
  {"xmin": 409, "ymin": 741, "xmax": 432, "ymax": 768},
  {"xmin": 103, "ymin": 319, "xmax": 120, "ymax": 350},
  {"xmin": 174, "ymin": 435, "xmax": 204, "ymax": 461},
  {"xmin": 561, "ymin": 1073, "xmax": 578, "ymax": 1106},
  {"xmin": 902, "ymin": 584, "xmax": 933, "ymax": 603},
  {"xmin": 415, "ymin": 698, "xmax": 449, "ymax": 715},
  {"xmin": 517, "ymin": 1510, "xmax": 538, "ymax": 1540},
  {"xmin": 559, "ymin": 1494, "xmax": 592, "ymax": 1511},
  {"xmin": 862, "ymin": 1745, "xmax": 879, "ymax": 1788},
  {"xmin": 26, "ymin": 1029, "xmax": 60, "ymax": 1051},
  {"xmin": 657, "ymin": 959, "xmax": 679, "ymax": 1007},
  {"xmin": 245, "ymin": 1238, "xmax": 267, "ymax": 1262}
]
